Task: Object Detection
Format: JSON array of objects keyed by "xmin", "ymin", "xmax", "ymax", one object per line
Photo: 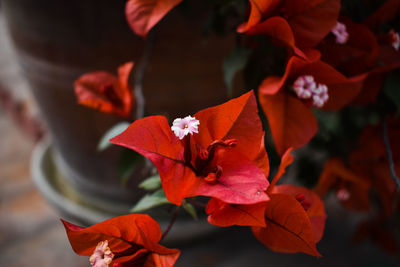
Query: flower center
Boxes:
[
  {"xmin": 292, "ymin": 75, "xmax": 329, "ymax": 108},
  {"xmin": 89, "ymin": 240, "xmax": 114, "ymax": 267},
  {"xmin": 188, "ymin": 139, "xmax": 238, "ymax": 183},
  {"xmin": 331, "ymin": 21, "xmax": 349, "ymax": 44}
]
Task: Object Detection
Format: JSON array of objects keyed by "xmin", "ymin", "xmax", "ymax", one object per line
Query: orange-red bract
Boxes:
[
  {"xmin": 315, "ymin": 158, "xmax": 371, "ymax": 212},
  {"xmin": 61, "ymin": 214, "xmax": 180, "ymax": 267},
  {"xmin": 74, "ymin": 62, "xmax": 134, "ymax": 118},
  {"xmin": 111, "ymin": 91, "xmax": 270, "ymax": 206},
  {"xmin": 240, "ymin": 0, "xmax": 340, "ymax": 56},
  {"xmin": 258, "ymin": 55, "xmax": 364, "ymax": 155},
  {"xmin": 125, "ymin": 0, "xmax": 183, "ymax": 38},
  {"xmin": 206, "ymin": 148, "xmax": 326, "ymax": 257}
]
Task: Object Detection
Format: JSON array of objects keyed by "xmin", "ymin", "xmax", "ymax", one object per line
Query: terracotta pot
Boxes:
[{"xmin": 1, "ymin": 0, "xmax": 233, "ymax": 215}]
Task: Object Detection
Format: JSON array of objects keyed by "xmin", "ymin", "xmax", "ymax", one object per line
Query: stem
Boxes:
[
  {"xmin": 161, "ymin": 206, "xmax": 180, "ymax": 241},
  {"xmin": 382, "ymin": 116, "xmax": 400, "ymax": 190},
  {"xmin": 186, "ymin": 198, "xmax": 207, "ymax": 209},
  {"xmin": 134, "ymin": 30, "xmax": 156, "ymax": 119}
]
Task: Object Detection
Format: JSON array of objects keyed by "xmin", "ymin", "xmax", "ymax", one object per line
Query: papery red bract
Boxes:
[
  {"xmin": 206, "ymin": 198, "xmax": 267, "ymax": 227},
  {"xmin": 259, "ymin": 89, "xmax": 318, "ymax": 156},
  {"xmin": 252, "ymin": 193, "xmax": 322, "ymax": 257},
  {"xmin": 315, "ymin": 158, "xmax": 371, "ymax": 212},
  {"xmin": 258, "ymin": 55, "xmax": 364, "ymax": 154},
  {"xmin": 61, "ymin": 214, "xmax": 180, "ymax": 267},
  {"xmin": 125, "ymin": 0, "xmax": 183, "ymax": 38},
  {"xmin": 74, "ymin": 62, "xmax": 134, "ymax": 118},
  {"xmin": 272, "ymin": 185, "xmax": 326, "ymax": 242},
  {"xmin": 240, "ymin": 0, "xmax": 340, "ymax": 56},
  {"xmin": 111, "ymin": 91, "xmax": 269, "ymax": 206}
]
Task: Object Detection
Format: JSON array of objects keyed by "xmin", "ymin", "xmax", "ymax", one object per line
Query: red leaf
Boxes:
[
  {"xmin": 269, "ymin": 148, "xmax": 294, "ymax": 189},
  {"xmin": 61, "ymin": 214, "xmax": 180, "ymax": 266},
  {"xmin": 125, "ymin": 0, "xmax": 183, "ymax": 38},
  {"xmin": 273, "ymin": 185, "xmax": 326, "ymax": 242},
  {"xmin": 111, "ymin": 91, "xmax": 269, "ymax": 205},
  {"xmin": 252, "ymin": 193, "xmax": 322, "ymax": 257},
  {"xmin": 74, "ymin": 62, "xmax": 134, "ymax": 118},
  {"xmin": 258, "ymin": 89, "xmax": 318, "ymax": 155},
  {"xmin": 206, "ymin": 198, "xmax": 267, "ymax": 227}
]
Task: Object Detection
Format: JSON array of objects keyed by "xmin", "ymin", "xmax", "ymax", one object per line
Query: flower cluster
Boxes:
[{"xmin": 64, "ymin": 0, "xmax": 400, "ymax": 265}]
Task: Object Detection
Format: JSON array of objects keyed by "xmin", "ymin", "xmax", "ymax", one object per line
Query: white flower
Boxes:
[
  {"xmin": 331, "ymin": 21, "xmax": 349, "ymax": 44},
  {"xmin": 171, "ymin": 115, "xmax": 200, "ymax": 140},
  {"xmin": 312, "ymin": 84, "xmax": 329, "ymax": 108},
  {"xmin": 293, "ymin": 75, "xmax": 316, "ymax": 99},
  {"xmin": 389, "ymin": 29, "xmax": 400, "ymax": 51},
  {"xmin": 89, "ymin": 240, "xmax": 114, "ymax": 267}
]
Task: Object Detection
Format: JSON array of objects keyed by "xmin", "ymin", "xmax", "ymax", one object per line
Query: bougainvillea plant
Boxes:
[{"xmin": 62, "ymin": 0, "xmax": 400, "ymax": 266}]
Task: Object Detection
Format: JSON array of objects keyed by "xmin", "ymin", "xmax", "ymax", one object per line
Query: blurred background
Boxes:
[{"xmin": 0, "ymin": 0, "xmax": 399, "ymax": 266}]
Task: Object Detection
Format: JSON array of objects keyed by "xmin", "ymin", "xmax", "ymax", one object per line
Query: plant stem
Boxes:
[
  {"xmin": 186, "ymin": 198, "xmax": 207, "ymax": 208},
  {"xmin": 382, "ymin": 116, "xmax": 400, "ymax": 190},
  {"xmin": 134, "ymin": 30, "xmax": 156, "ymax": 119},
  {"xmin": 161, "ymin": 205, "xmax": 180, "ymax": 241}
]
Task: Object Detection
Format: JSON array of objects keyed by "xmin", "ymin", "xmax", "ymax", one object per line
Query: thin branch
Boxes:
[
  {"xmin": 134, "ymin": 31, "xmax": 156, "ymax": 119},
  {"xmin": 161, "ymin": 205, "xmax": 180, "ymax": 241},
  {"xmin": 382, "ymin": 116, "xmax": 400, "ymax": 190}
]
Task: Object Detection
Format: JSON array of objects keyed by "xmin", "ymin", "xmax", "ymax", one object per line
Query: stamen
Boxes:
[
  {"xmin": 89, "ymin": 240, "xmax": 114, "ymax": 267},
  {"xmin": 331, "ymin": 21, "xmax": 349, "ymax": 44}
]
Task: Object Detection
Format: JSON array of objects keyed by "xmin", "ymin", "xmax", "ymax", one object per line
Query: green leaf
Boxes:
[
  {"xmin": 119, "ymin": 149, "xmax": 144, "ymax": 186},
  {"xmin": 138, "ymin": 175, "xmax": 161, "ymax": 191},
  {"xmin": 183, "ymin": 202, "xmax": 198, "ymax": 220},
  {"xmin": 131, "ymin": 189, "xmax": 171, "ymax": 212},
  {"xmin": 98, "ymin": 122, "xmax": 131, "ymax": 151},
  {"xmin": 383, "ymin": 69, "xmax": 400, "ymax": 115},
  {"xmin": 223, "ymin": 47, "xmax": 252, "ymax": 97}
]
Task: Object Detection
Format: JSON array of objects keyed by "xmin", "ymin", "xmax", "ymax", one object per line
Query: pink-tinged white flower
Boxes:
[
  {"xmin": 336, "ymin": 188, "xmax": 350, "ymax": 201},
  {"xmin": 331, "ymin": 22, "xmax": 349, "ymax": 44},
  {"xmin": 293, "ymin": 75, "xmax": 316, "ymax": 99},
  {"xmin": 312, "ymin": 84, "xmax": 329, "ymax": 108},
  {"xmin": 171, "ymin": 115, "xmax": 200, "ymax": 140},
  {"xmin": 89, "ymin": 240, "xmax": 114, "ymax": 267},
  {"xmin": 389, "ymin": 29, "xmax": 400, "ymax": 51}
]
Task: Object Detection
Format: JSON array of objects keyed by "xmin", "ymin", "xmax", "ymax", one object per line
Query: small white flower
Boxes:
[
  {"xmin": 171, "ymin": 115, "xmax": 200, "ymax": 140},
  {"xmin": 331, "ymin": 21, "xmax": 349, "ymax": 44},
  {"xmin": 336, "ymin": 188, "xmax": 350, "ymax": 201},
  {"xmin": 389, "ymin": 29, "xmax": 400, "ymax": 51},
  {"xmin": 89, "ymin": 240, "xmax": 114, "ymax": 267},
  {"xmin": 312, "ymin": 84, "xmax": 329, "ymax": 108},
  {"xmin": 293, "ymin": 75, "xmax": 316, "ymax": 99}
]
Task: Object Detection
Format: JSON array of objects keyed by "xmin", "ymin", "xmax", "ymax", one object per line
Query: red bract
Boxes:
[
  {"xmin": 61, "ymin": 214, "xmax": 180, "ymax": 267},
  {"xmin": 207, "ymin": 148, "xmax": 326, "ymax": 257},
  {"xmin": 315, "ymin": 158, "xmax": 371, "ymax": 212},
  {"xmin": 318, "ymin": 17, "xmax": 400, "ymax": 105},
  {"xmin": 258, "ymin": 55, "xmax": 364, "ymax": 155},
  {"xmin": 74, "ymin": 62, "xmax": 134, "ymax": 118},
  {"xmin": 239, "ymin": 0, "xmax": 340, "ymax": 56},
  {"xmin": 111, "ymin": 91, "xmax": 270, "ymax": 206},
  {"xmin": 125, "ymin": 0, "xmax": 183, "ymax": 38}
]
